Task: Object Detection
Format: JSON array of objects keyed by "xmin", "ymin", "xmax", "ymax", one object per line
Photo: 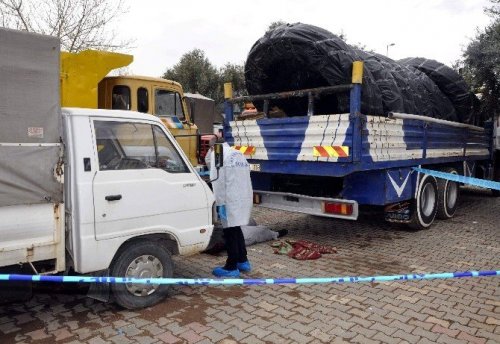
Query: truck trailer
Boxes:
[{"xmin": 223, "ymin": 62, "xmax": 499, "ymax": 230}]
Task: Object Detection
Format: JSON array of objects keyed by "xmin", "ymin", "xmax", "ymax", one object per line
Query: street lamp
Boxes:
[{"xmin": 386, "ymin": 43, "xmax": 395, "ymax": 57}]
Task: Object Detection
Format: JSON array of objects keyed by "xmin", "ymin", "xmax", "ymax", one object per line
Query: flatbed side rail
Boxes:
[
  {"xmin": 225, "ymin": 84, "xmax": 355, "ymax": 119},
  {"xmin": 389, "ymin": 112, "xmax": 485, "ymax": 132}
]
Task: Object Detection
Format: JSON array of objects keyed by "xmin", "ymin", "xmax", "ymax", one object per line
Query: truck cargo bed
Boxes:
[
  {"xmin": 226, "ymin": 112, "xmax": 490, "ymax": 177},
  {"xmin": 0, "ymin": 203, "xmax": 65, "ymax": 270}
]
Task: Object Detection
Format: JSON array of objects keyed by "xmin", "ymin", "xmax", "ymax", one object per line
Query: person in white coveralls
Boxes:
[{"xmin": 207, "ymin": 137, "xmax": 253, "ymax": 277}]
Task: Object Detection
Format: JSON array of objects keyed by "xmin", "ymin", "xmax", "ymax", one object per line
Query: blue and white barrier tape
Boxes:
[
  {"xmin": 0, "ymin": 270, "xmax": 498, "ymax": 286},
  {"xmin": 413, "ymin": 167, "xmax": 500, "ymax": 191}
]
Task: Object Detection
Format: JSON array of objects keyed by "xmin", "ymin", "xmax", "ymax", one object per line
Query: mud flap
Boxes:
[{"xmin": 384, "ymin": 201, "xmax": 412, "ymax": 223}]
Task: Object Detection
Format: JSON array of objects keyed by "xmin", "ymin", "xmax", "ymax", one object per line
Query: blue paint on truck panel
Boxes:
[
  {"xmin": 341, "ymin": 168, "xmax": 415, "ymax": 205},
  {"xmin": 256, "ymin": 117, "xmax": 309, "ymax": 161},
  {"xmin": 342, "ymin": 170, "xmax": 386, "ymax": 205}
]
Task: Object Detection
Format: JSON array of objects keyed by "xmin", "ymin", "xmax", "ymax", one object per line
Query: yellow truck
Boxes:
[{"xmin": 60, "ymin": 50, "xmax": 200, "ymax": 166}]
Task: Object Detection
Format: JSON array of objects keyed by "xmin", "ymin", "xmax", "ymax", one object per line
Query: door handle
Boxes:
[{"xmin": 105, "ymin": 194, "xmax": 122, "ymax": 201}]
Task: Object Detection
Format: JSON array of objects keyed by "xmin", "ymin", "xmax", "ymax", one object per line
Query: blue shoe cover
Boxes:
[
  {"xmin": 237, "ymin": 261, "xmax": 252, "ymax": 272},
  {"xmin": 212, "ymin": 267, "xmax": 240, "ymax": 277}
]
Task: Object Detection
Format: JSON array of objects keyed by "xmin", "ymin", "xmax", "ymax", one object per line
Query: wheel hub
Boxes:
[{"xmin": 125, "ymin": 255, "xmax": 163, "ymax": 296}]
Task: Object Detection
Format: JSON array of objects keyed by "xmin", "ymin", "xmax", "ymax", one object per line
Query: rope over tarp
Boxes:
[{"xmin": 1, "ymin": 270, "xmax": 498, "ymax": 286}]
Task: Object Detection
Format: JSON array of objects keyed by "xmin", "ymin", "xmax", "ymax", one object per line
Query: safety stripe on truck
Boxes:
[
  {"xmin": 233, "ymin": 146, "xmax": 256, "ymax": 155},
  {"xmin": 313, "ymin": 145, "xmax": 349, "ymax": 158},
  {"xmin": 161, "ymin": 116, "xmax": 184, "ymax": 129}
]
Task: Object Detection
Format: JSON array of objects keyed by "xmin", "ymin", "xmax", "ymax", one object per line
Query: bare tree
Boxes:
[{"xmin": 0, "ymin": 0, "xmax": 131, "ymax": 52}]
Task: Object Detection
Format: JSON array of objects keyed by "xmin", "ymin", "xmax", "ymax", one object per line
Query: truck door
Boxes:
[{"xmin": 91, "ymin": 119, "xmax": 209, "ymax": 243}]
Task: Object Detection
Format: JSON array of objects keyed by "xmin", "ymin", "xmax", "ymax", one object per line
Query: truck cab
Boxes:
[
  {"xmin": 64, "ymin": 108, "xmax": 214, "ymax": 308},
  {"xmin": 97, "ymin": 76, "xmax": 199, "ymax": 167}
]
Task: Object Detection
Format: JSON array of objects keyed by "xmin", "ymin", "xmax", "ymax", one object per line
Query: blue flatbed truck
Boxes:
[{"xmin": 222, "ymin": 62, "xmax": 499, "ymax": 229}]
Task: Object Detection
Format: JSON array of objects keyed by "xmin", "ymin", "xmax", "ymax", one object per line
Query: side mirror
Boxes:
[
  {"xmin": 213, "ymin": 143, "xmax": 224, "ymax": 168},
  {"xmin": 209, "ymin": 143, "xmax": 224, "ymax": 183}
]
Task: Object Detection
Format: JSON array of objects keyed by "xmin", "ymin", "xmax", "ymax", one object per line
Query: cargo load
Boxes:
[{"xmin": 245, "ymin": 23, "xmax": 476, "ymax": 124}]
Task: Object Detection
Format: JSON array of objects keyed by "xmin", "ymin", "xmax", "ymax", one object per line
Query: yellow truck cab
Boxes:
[
  {"xmin": 60, "ymin": 50, "xmax": 200, "ymax": 167},
  {"xmin": 98, "ymin": 76, "xmax": 198, "ymax": 166}
]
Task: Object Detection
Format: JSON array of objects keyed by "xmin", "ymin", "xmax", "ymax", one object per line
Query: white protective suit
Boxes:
[{"xmin": 209, "ymin": 143, "xmax": 253, "ymax": 228}]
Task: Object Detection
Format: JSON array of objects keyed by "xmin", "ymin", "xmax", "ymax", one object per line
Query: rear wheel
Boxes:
[
  {"xmin": 492, "ymin": 159, "xmax": 500, "ymax": 197},
  {"xmin": 409, "ymin": 174, "xmax": 438, "ymax": 230},
  {"xmin": 436, "ymin": 168, "xmax": 459, "ymax": 219},
  {"xmin": 111, "ymin": 240, "xmax": 173, "ymax": 309}
]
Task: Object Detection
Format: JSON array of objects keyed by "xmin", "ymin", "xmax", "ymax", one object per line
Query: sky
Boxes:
[{"xmin": 115, "ymin": 0, "xmax": 493, "ymax": 77}]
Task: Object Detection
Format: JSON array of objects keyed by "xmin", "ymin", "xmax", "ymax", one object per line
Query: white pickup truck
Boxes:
[{"xmin": 0, "ymin": 29, "xmax": 215, "ymax": 309}]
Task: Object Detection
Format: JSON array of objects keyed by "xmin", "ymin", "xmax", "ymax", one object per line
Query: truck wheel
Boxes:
[
  {"xmin": 111, "ymin": 240, "xmax": 173, "ymax": 309},
  {"xmin": 409, "ymin": 174, "xmax": 438, "ymax": 230},
  {"xmin": 436, "ymin": 168, "xmax": 459, "ymax": 219},
  {"xmin": 492, "ymin": 160, "xmax": 500, "ymax": 197}
]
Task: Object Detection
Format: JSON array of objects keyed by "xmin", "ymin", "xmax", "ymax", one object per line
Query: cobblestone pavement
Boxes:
[{"xmin": 1, "ymin": 188, "xmax": 499, "ymax": 344}]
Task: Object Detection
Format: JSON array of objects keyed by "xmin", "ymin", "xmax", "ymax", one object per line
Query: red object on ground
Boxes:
[{"xmin": 271, "ymin": 239, "xmax": 337, "ymax": 260}]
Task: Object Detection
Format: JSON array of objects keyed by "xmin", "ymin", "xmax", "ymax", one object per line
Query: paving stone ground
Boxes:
[{"xmin": 1, "ymin": 188, "xmax": 499, "ymax": 343}]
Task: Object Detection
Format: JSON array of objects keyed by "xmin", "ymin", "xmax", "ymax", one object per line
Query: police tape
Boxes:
[
  {"xmin": 413, "ymin": 167, "xmax": 500, "ymax": 191},
  {"xmin": 0, "ymin": 270, "xmax": 498, "ymax": 286}
]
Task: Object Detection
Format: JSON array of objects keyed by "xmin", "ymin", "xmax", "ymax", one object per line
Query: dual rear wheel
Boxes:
[{"xmin": 409, "ymin": 168, "xmax": 459, "ymax": 230}]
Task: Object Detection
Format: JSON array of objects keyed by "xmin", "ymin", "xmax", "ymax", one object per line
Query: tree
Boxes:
[
  {"xmin": 461, "ymin": 0, "xmax": 500, "ymax": 123},
  {"xmin": 0, "ymin": 0, "xmax": 130, "ymax": 52},
  {"xmin": 266, "ymin": 20, "xmax": 287, "ymax": 33},
  {"xmin": 163, "ymin": 49, "xmax": 222, "ymax": 102},
  {"xmin": 220, "ymin": 63, "xmax": 246, "ymax": 98}
]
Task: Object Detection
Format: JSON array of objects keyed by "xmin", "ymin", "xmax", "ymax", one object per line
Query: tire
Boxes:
[
  {"xmin": 492, "ymin": 160, "xmax": 500, "ymax": 197},
  {"xmin": 111, "ymin": 240, "xmax": 173, "ymax": 309},
  {"xmin": 408, "ymin": 174, "xmax": 438, "ymax": 230},
  {"xmin": 436, "ymin": 168, "xmax": 460, "ymax": 219}
]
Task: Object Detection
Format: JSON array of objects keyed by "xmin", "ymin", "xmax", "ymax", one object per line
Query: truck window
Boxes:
[
  {"xmin": 94, "ymin": 121, "xmax": 156, "ymax": 170},
  {"xmin": 112, "ymin": 85, "xmax": 131, "ymax": 110},
  {"xmin": 155, "ymin": 89, "xmax": 185, "ymax": 120},
  {"xmin": 152, "ymin": 125, "xmax": 189, "ymax": 173},
  {"xmin": 94, "ymin": 121, "xmax": 189, "ymax": 173},
  {"xmin": 137, "ymin": 87, "xmax": 149, "ymax": 113}
]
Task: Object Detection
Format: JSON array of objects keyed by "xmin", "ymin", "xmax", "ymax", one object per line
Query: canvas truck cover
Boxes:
[{"xmin": 0, "ymin": 28, "xmax": 62, "ymax": 207}]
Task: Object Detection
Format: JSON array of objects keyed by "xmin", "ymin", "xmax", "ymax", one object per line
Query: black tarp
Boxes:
[{"xmin": 245, "ymin": 23, "xmax": 475, "ymax": 124}]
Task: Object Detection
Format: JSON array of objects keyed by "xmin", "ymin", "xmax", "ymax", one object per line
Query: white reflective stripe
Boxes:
[
  {"xmin": 0, "ymin": 143, "xmax": 61, "ymax": 147},
  {"xmin": 298, "ymin": 114, "xmax": 350, "ymax": 162},
  {"xmin": 229, "ymin": 120, "xmax": 268, "ymax": 160},
  {"xmin": 366, "ymin": 115, "xmax": 419, "ymax": 161},
  {"xmin": 425, "ymin": 148, "xmax": 464, "ymax": 158}
]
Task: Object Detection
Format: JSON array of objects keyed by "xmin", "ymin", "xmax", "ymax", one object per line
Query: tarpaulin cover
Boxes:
[
  {"xmin": 245, "ymin": 23, "xmax": 475, "ymax": 123},
  {"xmin": 0, "ymin": 28, "xmax": 62, "ymax": 207}
]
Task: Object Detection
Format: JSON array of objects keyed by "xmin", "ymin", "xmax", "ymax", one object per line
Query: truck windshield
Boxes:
[{"xmin": 155, "ymin": 89, "xmax": 184, "ymax": 120}]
